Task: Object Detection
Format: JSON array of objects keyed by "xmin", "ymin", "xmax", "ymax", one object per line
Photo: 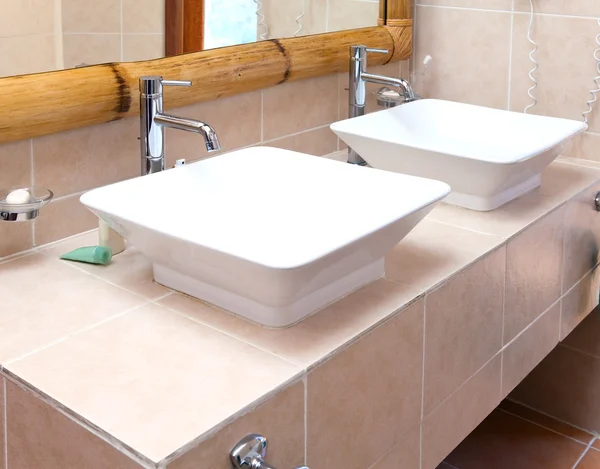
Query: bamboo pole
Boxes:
[{"xmin": 0, "ymin": 27, "xmax": 411, "ymax": 144}]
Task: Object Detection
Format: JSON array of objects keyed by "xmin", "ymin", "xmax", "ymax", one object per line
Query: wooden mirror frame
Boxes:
[{"xmin": 0, "ymin": 0, "xmax": 411, "ymax": 145}]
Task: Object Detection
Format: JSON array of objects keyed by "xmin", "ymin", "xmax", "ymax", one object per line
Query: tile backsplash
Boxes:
[
  {"xmin": 0, "ymin": 61, "xmax": 407, "ymax": 259},
  {"xmin": 413, "ymin": 0, "xmax": 600, "ymax": 161}
]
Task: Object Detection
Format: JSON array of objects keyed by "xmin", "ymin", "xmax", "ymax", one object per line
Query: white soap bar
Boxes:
[{"xmin": 5, "ymin": 189, "xmax": 31, "ymax": 205}]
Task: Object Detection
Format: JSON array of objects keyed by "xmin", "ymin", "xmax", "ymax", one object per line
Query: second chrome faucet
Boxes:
[
  {"xmin": 348, "ymin": 45, "xmax": 415, "ymax": 165},
  {"xmin": 139, "ymin": 76, "xmax": 221, "ymax": 176}
]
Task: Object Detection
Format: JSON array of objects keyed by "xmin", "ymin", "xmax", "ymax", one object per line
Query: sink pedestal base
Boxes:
[
  {"xmin": 444, "ymin": 174, "xmax": 542, "ymax": 212},
  {"xmin": 153, "ymin": 258, "xmax": 385, "ymax": 328}
]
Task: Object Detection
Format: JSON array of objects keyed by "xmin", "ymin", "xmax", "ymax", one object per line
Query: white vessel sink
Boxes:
[
  {"xmin": 81, "ymin": 147, "xmax": 449, "ymax": 327},
  {"xmin": 331, "ymin": 99, "xmax": 586, "ymax": 211}
]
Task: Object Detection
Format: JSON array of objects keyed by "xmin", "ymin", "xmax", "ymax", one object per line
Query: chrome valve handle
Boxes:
[{"xmin": 230, "ymin": 434, "xmax": 309, "ymax": 469}]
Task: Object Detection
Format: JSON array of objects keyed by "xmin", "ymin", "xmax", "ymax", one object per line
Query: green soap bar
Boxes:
[{"xmin": 60, "ymin": 246, "xmax": 112, "ymax": 265}]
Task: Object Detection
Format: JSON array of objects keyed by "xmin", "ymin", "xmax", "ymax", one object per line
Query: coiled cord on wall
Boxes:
[
  {"xmin": 524, "ymin": 0, "xmax": 538, "ymax": 114},
  {"xmin": 254, "ymin": 0, "xmax": 269, "ymax": 40},
  {"xmin": 582, "ymin": 19, "xmax": 600, "ymax": 124},
  {"xmin": 294, "ymin": 0, "xmax": 306, "ymax": 37}
]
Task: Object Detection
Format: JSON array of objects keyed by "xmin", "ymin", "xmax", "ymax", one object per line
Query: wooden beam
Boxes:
[
  {"xmin": 165, "ymin": 0, "xmax": 185, "ymax": 56},
  {"xmin": 387, "ymin": 0, "xmax": 413, "ymax": 23},
  {"xmin": 0, "ymin": 26, "xmax": 410, "ymax": 145}
]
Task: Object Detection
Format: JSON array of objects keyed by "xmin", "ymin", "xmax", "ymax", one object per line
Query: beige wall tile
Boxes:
[
  {"xmin": 422, "ymin": 355, "xmax": 502, "ymax": 469},
  {"xmin": 561, "ymin": 267, "xmax": 600, "ymax": 340},
  {"xmin": 563, "ymin": 181, "xmax": 600, "ymax": 292},
  {"xmin": 265, "ymin": 127, "xmax": 338, "ymax": 156},
  {"xmin": 502, "ymin": 301, "xmax": 560, "ymax": 397},
  {"xmin": 414, "ymin": 6, "xmax": 511, "ymax": 108},
  {"xmin": 327, "ymin": 0, "xmax": 379, "ymax": 32},
  {"xmin": 262, "ymin": 0, "xmax": 326, "ymax": 38},
  {"xmin": 168, "ymin": 382, "xmax": 304, "ymax": 469},
  {"xmin": 562, "ymin": 306, "xmax": 600, "ymax": 358},
  {"xmin": 263, "ymin": 75, "xmax": 338, "ymax": 141},
  {"xmin": 123, "ymin": 34, "xmax": 165, "ymax": 62},
  {"xmin": 166, "ymin": 91, "xmax": 262, "ymax": 167},
  {"xmin": 0, "ymin": 0, "xmax": 55, "ymax": 37},
  {"xmin": 563, "ymin": 132, "xmax": 600, "ymax": 162},
  {"xmin": 0, "ymin": 224, "xmax": 33, "ymax": 260},
  {"xmin": 0, "ymin": 35, "xmax": 58, "ymax": 76},
  {"xmin": 0, "ymin": 376, "xmax": 4, "ymax": 469},
  {"xmin": 510, "ymin": 14, "xmax": 600, "ymax": 132},
  {"xmin": 159, "ymin": 279, "xmax": 422, "ymax": 368},
  {"xmin": 6, "ymin": 304, "xmax": 301, "ymax": 463},
  {"xmin": 34, "ymin": 118, "xmax": 139, "ymax": 198},
  {"xmin": 504, "ymin": 207, "xmax": 564, "ymax": 343},
  {"xmin": 307, "ymin": 299, "xmax": 424, "ymax": 469},
  {"xmin": 0, "ymin": 139, "xmax": 31, "ymax": 189},
  {"xmin": 514, "ymin": 0, "xmax": 600, "ymax": 17},
  {"xmin": 511, "ymin": 345, "xmax": 600, "ymax": 432},
  {"xmin": 62, "ymin": 0, "xmax": 121, "ymax": 33},
  {"xmin": 0, "ymin": 253, "xmax": 144, "ymax": 363},
  {"xmin": 424, "ymin": 247, "xmax": 505, "ymax": 415},
  {"xmin": 63, "ymin": 34, "xmax": 121, "ymax": 69},
  {"xmin": 5, "ymin": 380, "xmax": 144, "ymax": 469},
  {"xmin": 34, "ymin": 193, "xmax": 99, "ymax": 246},
  {"xmin": 417, "ymin": 0, "xmax": 511, "ymax": 9},
  {"xmin": 123, "ymin": 0, "xmax": 165, "ymax": 34},
  {"xmin": 369, "ymin": 425, "xmax": 421, "ymax": 469}
]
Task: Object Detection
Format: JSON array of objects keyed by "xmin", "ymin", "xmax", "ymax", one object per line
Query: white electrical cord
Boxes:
[
  {"xmin": 294, "ymin": 0, "xmax": 306, "ymax": 37},
  {"xmin": 582, "ymin": 19, "xmax": 600, "ymax": 124},
  {"xmin": 524, "ymin": 0, "xmax": 538, "ymax": 114},
  {"xmin": 254, "ymin": 0, "xmax": 269, "ymax": 40}
]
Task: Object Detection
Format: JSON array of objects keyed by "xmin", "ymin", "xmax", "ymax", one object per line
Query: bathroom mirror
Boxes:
[{"xmin": 0, "ymin": 0, "xmax": 382, "ymax": 78}]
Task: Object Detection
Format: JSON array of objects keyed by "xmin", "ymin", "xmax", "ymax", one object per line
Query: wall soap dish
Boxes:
[{"xmin": 0, "ymin": 187, "xmax": 53, "ymax": 222}]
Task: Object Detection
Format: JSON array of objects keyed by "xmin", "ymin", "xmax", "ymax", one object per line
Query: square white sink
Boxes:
[
  {"xmin": 331, "ymin": 99, "xmax": 586, "ymax": 211},
  {"xmin": 81, "ymin": 147, "xmax": 449, "ymax": 327}
]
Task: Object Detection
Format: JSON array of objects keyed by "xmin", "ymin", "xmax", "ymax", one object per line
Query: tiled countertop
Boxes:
[{"xmin": 1, "ymin": 157, "xmax": 600, "ymax": 467}]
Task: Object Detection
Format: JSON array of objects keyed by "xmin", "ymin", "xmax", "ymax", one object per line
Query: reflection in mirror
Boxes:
[{"xmin": 0, "ymin": 0, "xmax": 380, "ymax": 78}]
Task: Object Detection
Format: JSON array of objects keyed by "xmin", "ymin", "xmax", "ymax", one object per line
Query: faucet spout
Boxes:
[
  {"xmin": 360, "ymin": 73, "xmax": 416, "ymax": 101},
  {"xmin": 154, "ymin": 114, "xmax": 221, "ymax": 152}
]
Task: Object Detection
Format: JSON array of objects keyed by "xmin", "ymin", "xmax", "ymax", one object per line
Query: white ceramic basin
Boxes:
[
  {"xmin": 81, "ymin": 147, "xmax": 449, "ymax": 327},
  {"xmin": 331, "ymin": 99, "xmax": 587, "ymax": 211}
]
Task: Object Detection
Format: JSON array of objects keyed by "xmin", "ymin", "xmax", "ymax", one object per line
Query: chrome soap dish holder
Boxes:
[{"xmin": 0, "ymin": 187, "xmax": 53, "ymax": 222}]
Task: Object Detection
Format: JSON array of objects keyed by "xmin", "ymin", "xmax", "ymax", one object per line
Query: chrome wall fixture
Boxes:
[{"xmin": 230, "ymin": 434, "xmax": 309, "ymax": 469}]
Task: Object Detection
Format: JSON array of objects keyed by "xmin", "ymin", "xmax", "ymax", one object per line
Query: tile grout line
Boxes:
[
  {"xmin": 303, "ymin": 375, "xmax": 308, "ymax": 466},
  {"xmin": 498, "ymin": 407, "xmax": 594, "ymax": 447},
  {"xmin": 418, "ymin": 3, "xmax": 600, "ymax": 20},
  {"xmin": 500, "ymin": 242, "xmax": 509, "ymax": 396},
  {"xmin": 420, "ymin": 296, "xmax": 427, "ymax": 421},
  {"xmin": 559, "ymin": 342, "xmax": 600, "ymax": 361},
  {"xmin": 505, "ymin": 398, "xmax": 600, "ymax": 440},
  {"xmin": 572, "ymin": 443, "xmax": 594, "ymax": 469}
]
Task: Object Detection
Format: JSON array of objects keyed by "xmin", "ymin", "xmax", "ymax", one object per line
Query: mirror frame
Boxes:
[{"xmin": 0, "ymin": 0, "xmax": 411, "ymax": 145}]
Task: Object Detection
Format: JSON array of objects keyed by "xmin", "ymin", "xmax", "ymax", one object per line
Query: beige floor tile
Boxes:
[
  {"xmin": 562, "ymin": 306, "xmax": 600, "ymax": 358},
  {"xmin": 42, "ymin": 233, "xmax": 171, "ymax": 301},
  {"xmin": 578, "ymin": 448, "xmax": 600, "ymax": 468},
  {"xmin": 561, "ymin": 268, "xmax": 600, "ymax": 340},
  {"xmin": 370, "ymin": 426, "xmax": 421, "ymax": 469},
  {"xmin": 428, "ymin": 162, "xmax": 600, "ymax": 240},
  {"xmin": 445, "ymin": 409, "xmax": 588, "ymax": 469},
  {"xmin": 168, "ymin": 382, "xmax": 304, "ymax": 469},
  {"xmin": 498, "ymin": 400, "xmax": 594, "ymax": 444},
  {"xmin": 415, "ymin": 6, "xmax": 511, "ymax": 109},
  {"xmin": 307, "ymin": 300, "xmax": 424, "ymax": 469},
  {"xmin": 504, "ymin": 208, "xmax": 564, "ymax": 343},
  {"xmin": 563, "ymin": 181, "xmax": 600, "ymax": 293},
  {"xmin": 159, "ymin": 278, "xmax": 422, "ymax": 368},
  {"xmin": 0, "ymin": 253, "xmax": 145, "ymax": 363},
  {"xmin": 502, "ymin": 302, "xmax": 560, "ymax": 397},
  {"xmin": 385, "ymin": 219, "xmax": 504, "ymax": 295},
  {"xmin": 424, "ymin": 248, "xmax": 505, "ymax": 415},
  {"xmin": 5, "ymin": 380, "xmax": 144, "ymax": 469},
  {"xmin": 511, "ymin": 345, "xmax": 600, "ymax": 432},
  {"xmin": 6, "ymin": 304, "xmax": 302, "ymax": 462},
  {"xmin": 422, "ymin": 355, "xmax": 502, "ymax": 469}
]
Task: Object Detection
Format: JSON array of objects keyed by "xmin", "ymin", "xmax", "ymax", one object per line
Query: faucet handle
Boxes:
[
  {"xmin": 162, "ymin": 79, "xmax": 192, "ymax": 87},
  {"xmin": 366, "ymin": 48, "xmax": 389, "ymax": 54}
]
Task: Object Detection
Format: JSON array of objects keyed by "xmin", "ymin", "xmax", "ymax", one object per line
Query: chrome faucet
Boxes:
[
  {"xmin": 139, "ymin": 76, "xmax": 221, "ymax": 176},
  {"xmin": 348, "ymin": 45, "xmax": 415, "ymax": 165}
]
